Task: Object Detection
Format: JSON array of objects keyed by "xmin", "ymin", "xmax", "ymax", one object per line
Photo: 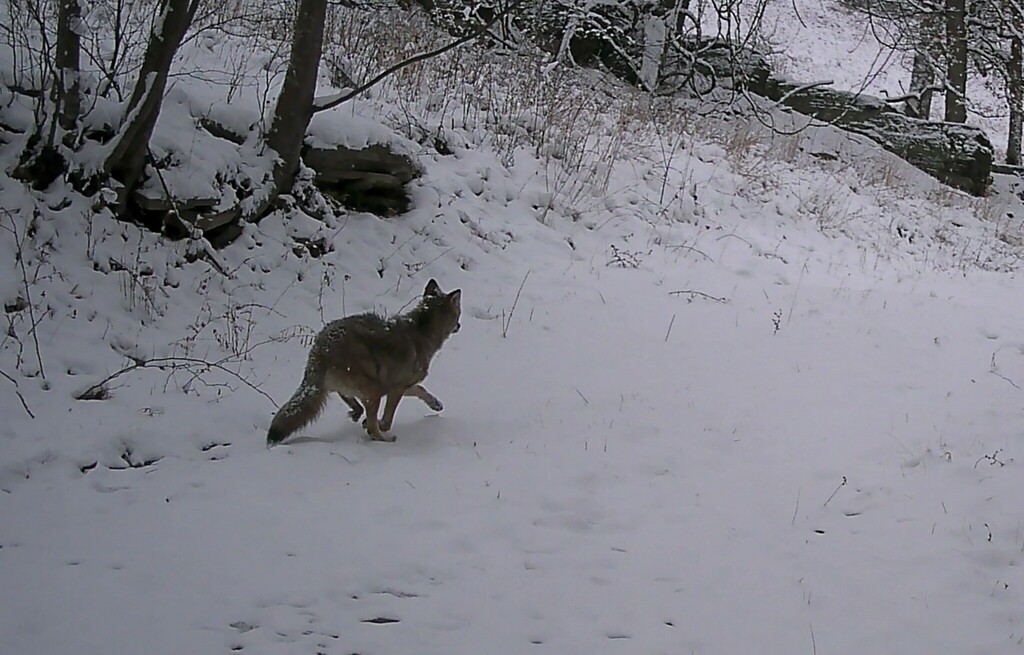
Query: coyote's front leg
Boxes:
[
  {"xmin": 406, "ymin": 384, "xmax": 443, "ymax": 412},
  {"xmin": 378, "ymin": 385, "xmax": 444, "ymax": 433},
  {"xmin": 378, "ymin": 389, "xmax": 405, "ymax": 435},
  {"xmin": 362, "ymin": 395, "xmax": 394, "ymax": 442}
]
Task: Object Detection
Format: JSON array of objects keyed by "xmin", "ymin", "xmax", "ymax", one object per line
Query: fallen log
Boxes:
[
  {"xmin": 762, "ymin": 78, "xmax": 992, "ymax": 196},
  {"xmin": 303, "ymin": 144, "xmax": 418, "ymax": 215}
]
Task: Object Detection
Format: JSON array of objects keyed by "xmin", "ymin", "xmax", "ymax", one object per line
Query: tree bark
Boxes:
[
  {"xmin": 639, "ymin": 12, "xmax": 667, "ymax": 92},
  {"xmin": 104, "ymin": 0, "xmax": 199, "ymax": 193},
  {"xmin": 906, "ymin": 11, "xmax": 941, "ymax": 120},
  {"xmin": 1007, "ymin": 3, "xmax": 1023, "ymax": 165},
  {"xmin": 265, "ymin": 0, "xmax": 327, "ymax": 199},
  {"xmin": 944, "ymin": 0, "xmax": 968, "ymax": 123},
  {"xmin": 55, "ymin": 0, "xmax": 82, "ymax": 132},
  {"xmin": 906, "ymin": 51, "xmax": 934, "ymax": 119}
]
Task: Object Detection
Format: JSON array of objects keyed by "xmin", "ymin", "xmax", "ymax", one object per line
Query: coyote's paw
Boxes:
[
  {"xmin": 348, "ymin": 406, "xmax": 364, "ymax": 422},
  {"xmin": 424, "ymin": 396, "xmax": 443, "ymax": 412},
  {"xmin": 370, "ymin": 432, "xmax": 396, "ymax": 443}
]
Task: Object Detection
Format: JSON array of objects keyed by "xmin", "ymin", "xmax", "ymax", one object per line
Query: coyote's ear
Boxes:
[
  {"xmin": 447, "ymin": 289, "xmax": 462, "ymax": 308},
  {"xmin": 424, "ymin": 279, "xmax": 441, "ymax": 297}
]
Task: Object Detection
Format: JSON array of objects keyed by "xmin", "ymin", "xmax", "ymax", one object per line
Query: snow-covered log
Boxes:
[
  {"xmin": 764, "ymin": 78, "xmax": 993, "ymax": 196},
  {"xmin": 303, "ymin": 145, "xmax": 419, "ymax": 216}
]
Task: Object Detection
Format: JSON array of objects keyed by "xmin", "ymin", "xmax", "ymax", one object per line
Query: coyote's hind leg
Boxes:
[{"xmin": 338, "ymin": 393, "xmax": 364, "ymax": 422}]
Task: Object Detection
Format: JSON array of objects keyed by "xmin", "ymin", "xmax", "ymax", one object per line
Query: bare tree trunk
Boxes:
[
  {"xmin": 639, "ymin": 12, "xmax": 666, "ymax": 92},
  {"xmin": 906, "ymin": 12, "xmax": 941, "ymax": 120},
  {"xmin": 13, "ymin": 0, "xmax": 81, "ymax": 188},
  {"xmin": 1008, "ymin": 4, "xmax": 1023, "ymax": 165},
  {"xmin": 104, "ymin": 0, "xmax": 199, "ymax": 194},
  {"xmin": 638, "ymin": 0, "xmax": 686, "ymax": 93},
  {"xmin": 944, "ymin": 0, "xmax": 968, "ymax": 123},
  {"xmin": 265, "ymin": 0, "xmax": 327, "ymax": 198},
  {"xmin": 55, "ymin": 0, "xmax": 82, "ymax": 132},
  {"xmin": 906, "ymin": 51, "xmax": 935, "ymax": 119}
]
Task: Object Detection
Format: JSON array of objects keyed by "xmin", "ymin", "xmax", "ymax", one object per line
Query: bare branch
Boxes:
[
  {"xmin": 2, "ymin": 208, "xmax": 46, "ymax": 380},
  {"xmin": 773, "ymin": 80, "xmax": 834, "ymax": 106},
  {"xmin": 879, "ymin": 84, "xmax": 946, "ymax": 105},
  {"xmin": 668, "ymin": 289, "xmax": 728, "ymax": 303},
  {"xmin": 77, "ymin": 354, "xmax": 276, "ymax": 406},
  {"xmin": 313, "ymin": 0, "xmax": 524, "ymax": 114}
]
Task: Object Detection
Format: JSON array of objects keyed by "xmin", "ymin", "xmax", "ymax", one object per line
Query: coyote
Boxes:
[{"xmin": 267, "ymin": 279, "xmax": 462, "ymax": 445}]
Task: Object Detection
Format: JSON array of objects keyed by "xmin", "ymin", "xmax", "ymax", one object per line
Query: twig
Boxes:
[
  {"xmin": 77, "ymin": 354, "xmax": 276, "ymax": 405},
  {"xmin": 989, "ymin": 351, "xmax": 1022, "ymax": 390},
  {"xmin": 668, "ymin": 289, "xmax": 728, "ymax": 303},
  {"xmin": 774, "ymin": 80, "xmax": 835, "ymax": 106},
  {"xmin": 1, "ymin": 367, "xmax": 17, "ymax": 387},
  {"xmin": 791, "ymin": 488, "xmax": 800, "ymax": 526},
  {"xmin": 791, "ymin": 0, "xmax": 807, "ymax": 28},
  {"xmin": 823, "ymin": 476, "xmax": 848, "ymax": 507},
  {"xmin": 879, "ymin": 84, "xmax": 946, "ymax": 105},
  {"xmin": 177, "ymin": 335, "xmax": 286, "ymax": 400},
  {"xmin": 575, "ymin": 388, "xmax": 589, "ymax": 405},
  {"xmin": 974, "ymin": 449, "xmax": 1006, "ymax": 469},
  {"xmin": 786, "ymin": 262, "xmax": 806, "ymax": 326},
  {"xmin": 331, "ymin": 452, "xmax": 354, "ymax": 465},
  {"xmin": 1, "ymin": 368, "xmax": 35, "ymax": 419},
  {"xmin": 665, "ymin": 243, "xmax": 712, "ymax": 261},
  {"xmin": 716, "ymin": 232, "xmax": 753, "ymax": 247},
  {"xmin": 4, "ymin": 208, "xmax": 46, "ymax": 380},
  {"xmin": 502, "ymin": 270, "xmax": 530, "ymax": 338},
  {"xmin": 147, "ymin": 147, "xmax": 230, "ymax": 277},
  {"xmin": 664, "ymin": 314, "xmax": 676, "ymax": 342},
  {"xmin": 990, "ymin": 370, "xmax": 1022, "ymax": 390}
]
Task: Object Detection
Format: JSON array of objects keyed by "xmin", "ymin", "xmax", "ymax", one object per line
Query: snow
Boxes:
[
  {"xmin": 762, "ymin": 0, "xmax": 1014, "ymax": 159},
  {"xmin": 2, "ymin": 4, "xmax": 1024, "ymax": 654}
]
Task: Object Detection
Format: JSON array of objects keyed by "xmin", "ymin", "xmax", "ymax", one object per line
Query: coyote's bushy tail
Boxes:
[{"xmin": 267, "ymin": 358, "xmax": 329, "ymax": 446}]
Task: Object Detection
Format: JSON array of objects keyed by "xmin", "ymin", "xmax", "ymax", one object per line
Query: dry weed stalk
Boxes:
[{"xmin": 1, "ymin": 208, "xmax": 47, "ymax": 380}]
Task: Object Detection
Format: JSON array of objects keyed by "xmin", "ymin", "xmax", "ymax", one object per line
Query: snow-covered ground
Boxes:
[{"xmin": 3, "ymin": 5, "xmax": 1024, "ymax": 654}]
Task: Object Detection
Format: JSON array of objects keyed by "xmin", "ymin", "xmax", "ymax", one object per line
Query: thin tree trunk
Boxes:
[
  {"xmin": 906, "ymin": 50, "xmax": 935, "ymax": 119},
  {"xmin": 55, "ymin": 0, "xmax": 82, "ymax": 132},
  {"xmin": 104, "ymin": 0, "xmax": 199, "ymax": 193},
  {"xmin": 1007, "ymin": 4, "xmax": 1023, "ymax": 165},
  {"xmin": 906, "ymin": 11, "xmax": 940, "ymax": 120},
  {"xmin": 14, "ymin": 0, "xmax": 81, "ymax": 187},
  {"xmin": 639, "ymin": 13, "xmax": 666, "ymax": 92},
  {"xmin": 639, "ymin": 0, "xmax": 684, "ymax": 93},
  {"xmin": 944, "ymin": 0, "xmax": 968, "ymax": 123},
  {"xmin": 265, "ymin": 0, "xmax": 327, "ymax": 199}
]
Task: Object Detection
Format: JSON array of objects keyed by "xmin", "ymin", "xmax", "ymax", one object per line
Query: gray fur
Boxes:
[{"xmin": 267, "ymin": 280, "xmax": 461, "ymax": 445}]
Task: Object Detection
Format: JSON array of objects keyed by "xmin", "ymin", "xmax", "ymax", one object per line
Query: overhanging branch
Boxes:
[{"xmin": 312, "ymin": 0, "xmax": 524, "ymax": 114}]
